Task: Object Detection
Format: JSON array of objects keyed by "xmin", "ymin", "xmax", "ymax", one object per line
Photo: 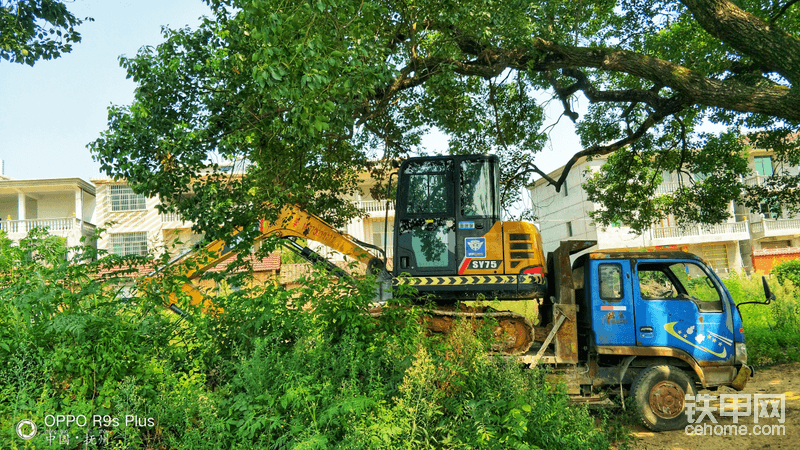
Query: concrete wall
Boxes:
[
  {"xmin": 94, "ymin": 182, "xmax": 167, "ymax": 255},
  {"xmin": 32, "ymin": 192, "xmax": 72, "ymax": 218},
  {"xmin": 528, "ymin": 159, "xmax": 603, "ymax": 254}
]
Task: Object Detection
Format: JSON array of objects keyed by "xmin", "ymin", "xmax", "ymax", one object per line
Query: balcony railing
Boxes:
[
  {"xmin": 0, "ymin": 218, "xmax": 95, "ymax": 235},
  {"xmin": 161, "ymin": 212, "xmax": 185, "ymax": 223},
  {"xmin": 762, "ymin": 218, "xmax": 800, "ymax": 233},
  {"xmin": 654, "ymin": 182, "xmax": 682, "ymax": 195},
  {"xmin": 747, "ymin": 215, "xmax": 800, "ymax": 235},
  {"xmin": 745, "ymin": 175, "xmax": 768, "ymax": 187},
  {"xmin": 356, "ymin": 200, "xmax": 394, "ymax": 213},
  {"xmin": 650, "ymin": 221, "xmax": 748, "ymax": 240}
]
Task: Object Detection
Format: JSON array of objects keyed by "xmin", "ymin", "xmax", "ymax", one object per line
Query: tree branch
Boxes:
[
  {"xmin": 679, "ymin": 0, "xmax": 800, "ymax": 85},
  {"xmin": 529, "ymin": 38, "xmax": 800, "ymax": 121},
  {"xmin": 555, "ymin": 103, "xmax": 685, "ymax": 191},
  {"xmin": 770, "ymin": 0, "xmax": 800, "ymax": 23}
]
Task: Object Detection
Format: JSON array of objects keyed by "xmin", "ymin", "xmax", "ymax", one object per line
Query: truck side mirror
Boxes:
[
  {"xmin": 762, "ymin": 276, "xmax": 776, "ymax": 303},
  {"xmin": 736, "ymin": 275, "xmax": 775, "ymax": 312}
]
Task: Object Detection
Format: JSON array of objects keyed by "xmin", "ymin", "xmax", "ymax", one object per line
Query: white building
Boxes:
[
  {"xmin": 313, "ymin": 171, "xmax": 396, "ymax": 269},
  {"xmin": 0, "ymin": 175, "xmax": 97, "ymax": 249},
  {"xmin": 92, "ymin": 178, "xmax": 204, "ymax": 258},
  {"xmin": 528, "ymin": 150, "xmax": 800, "ymax": 274}
]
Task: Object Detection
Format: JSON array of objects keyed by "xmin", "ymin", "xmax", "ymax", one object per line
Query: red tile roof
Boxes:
[{"xmin": 753, "ymin": 247, "xmax": 800, "ymax": 256}]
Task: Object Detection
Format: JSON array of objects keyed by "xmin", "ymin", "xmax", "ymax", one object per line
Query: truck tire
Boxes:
[{"xmin": 631, "ymin": 365, "xmax": 697, "ymax": 431}]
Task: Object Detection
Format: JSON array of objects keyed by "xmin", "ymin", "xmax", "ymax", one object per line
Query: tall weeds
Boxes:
[
  {"xmin": 0, "ymin": 231, "xmax": 612, "ymax": 449},
  {"xmin": 726, "ymin": 271, "xmax": 800, "ymax": 366}
]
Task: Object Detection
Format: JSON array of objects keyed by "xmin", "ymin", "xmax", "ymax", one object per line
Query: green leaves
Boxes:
[
  {"xmin": 584, "ymin": 129, "xmax": 752, "ymax": 232},
  {"xmin": 0, "ymin": 0, "xmax": 90, "ymax": 65},
  {"xmin": 89, "ymin": 0, "xmax": 800, "ymax": 233}
]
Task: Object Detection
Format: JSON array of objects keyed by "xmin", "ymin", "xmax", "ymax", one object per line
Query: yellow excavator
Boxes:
[{"xmin": 155, "ymin": 154, "xmax": 548, "ymax": 354}]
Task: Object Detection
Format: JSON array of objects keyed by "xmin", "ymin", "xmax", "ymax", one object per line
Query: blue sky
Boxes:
[
  {"xmin": 0, "ymin": 0, "xmax": 212, "ymax": 181},
  {"xmin": 0, "ymin": 0, "xmax": 579, "ymax": 183}
]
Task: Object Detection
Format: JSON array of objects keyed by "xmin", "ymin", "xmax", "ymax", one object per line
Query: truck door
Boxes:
[
  {"xmin": 633, "ymin": 260, "xmax": 733, "ymax": 364},
  {"xmin": 590, "ymin": 260, "xmax": 637, "ymax": 346}
]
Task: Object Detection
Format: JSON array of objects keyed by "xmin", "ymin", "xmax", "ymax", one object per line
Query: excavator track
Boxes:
[{"xmin": 371, "ymin": 305, "xmax": 535, "ymax": 355}]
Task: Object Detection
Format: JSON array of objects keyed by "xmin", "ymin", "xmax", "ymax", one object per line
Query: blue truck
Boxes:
[{"xmin": 524, "ymin": 240, "xmax": 764, "ymax": 431}]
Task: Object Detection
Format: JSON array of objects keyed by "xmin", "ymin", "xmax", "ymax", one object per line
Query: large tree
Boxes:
[
  {"xmin": 90, "ymin": 0, "xmax": 800, "ymax": 237},
  {"xmin": 0, "ymin": 0, "xmax": 88, "ymax": 65}
]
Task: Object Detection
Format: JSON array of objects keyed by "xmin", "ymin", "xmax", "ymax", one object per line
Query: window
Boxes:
[
  {"xmin": 754, "ymin": 156, "xmax": 774, "ymax": 176},
  {"xmin": 110, "ymin": 232, "xmax": 148, "ymax": 256},
  {"xmin": 760, "ymin": 196, "xmax": 783, "ymax": 219},
  {"xmin": 110, "ymin": 185, "xmax": 146, "ymax": 212},
  {"xmin": 566, "ymin": 221, "xmax": 573, "ymax": 237},
  {"xmin": 371, "ymin": 219, "xmax": 394, "ymax": 256},
  {"xmin": 404, "ymin": 160, "xmax": 452, "ymax": 215},
  {"xmin": 637, "ymin": 262, "xmax": 723, "ymax": 312},
  {"xmin": 638, "ymin": 269, "xmax": 678, "ymax": 299},
  {"xmin": 460, "ymin": 160, "xmax": 492, "ymax": 217},
  {"xmin": 411, "ymin": 225, "xmax": 450, "ymax": 268},
  {"xmin": 598, "ymin": 264, "xmax": 623, "ymax": 301}
]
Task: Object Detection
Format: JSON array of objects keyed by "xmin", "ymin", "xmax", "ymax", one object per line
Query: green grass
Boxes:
[{"xmin": 725, "ymin": 273, "xmax": 800, "ymax": 366}]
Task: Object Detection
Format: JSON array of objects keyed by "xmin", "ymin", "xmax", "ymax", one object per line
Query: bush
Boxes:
[
  {"xmin": 0, "ymin": 230, "xmax": 614, "ymax": 449},
  {"xmin": 772, "ymin": 259, "xmax": 800, "ymax": 286},
  {"xmin": 724, "ymin": 272, "xmax": 800, "ymax": 366}
]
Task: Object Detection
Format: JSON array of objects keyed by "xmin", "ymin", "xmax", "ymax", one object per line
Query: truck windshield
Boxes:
[{"xmin": 637, "ymin": 262, "xmax": 723, "ymax": 312}]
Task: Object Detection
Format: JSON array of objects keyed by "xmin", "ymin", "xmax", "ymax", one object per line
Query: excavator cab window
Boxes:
[
  {"xmin": 460, "ymin": 160, "xmax": 493, "ymax": 217},
  {"xmin": 394, "ymin": 155, "xmax": 500, "ymax": 276},
  {"xmin": 405, "ymin": 160, "xmax": 452, "ymax": 214}
]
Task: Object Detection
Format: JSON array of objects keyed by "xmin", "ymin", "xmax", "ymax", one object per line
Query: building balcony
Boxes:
[
  {"xmin": 160, "ymin": 212, "xmax": 194, "ymax": 229},
  {"xmin": 0, "ymin": 217, "xmax": 97, "ymax": 246},
  {"xmin": 648, "ymin": 221, "xmax": 750, "ymax": 245},
  {"xmin": 355, "ymin": 200, "xmax": 395, "ymax": 218},
  {"xmin": 749, "ymin": 217, "xmax": 800, "ymax": 239}
]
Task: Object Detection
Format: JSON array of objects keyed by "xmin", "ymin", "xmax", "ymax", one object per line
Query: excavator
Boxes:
[{"xmin": 155, "ymin": 154, "xmax": 547, "ymax": 354}]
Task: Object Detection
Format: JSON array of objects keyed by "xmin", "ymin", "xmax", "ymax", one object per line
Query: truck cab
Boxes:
[{"xmin": 577, "ymin": 252, "xmax": 746, "ymax": 375}]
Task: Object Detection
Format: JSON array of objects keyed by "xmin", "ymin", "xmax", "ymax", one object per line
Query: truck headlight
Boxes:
[{"xmin": 735, "ymin": 342, "xmax": 747, "ymax": 365}]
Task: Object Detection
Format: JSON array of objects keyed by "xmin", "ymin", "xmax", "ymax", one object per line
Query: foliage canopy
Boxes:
[
  {"xmin": 90, "ymin": 0, "xmax": 800, "ymax": 235},
  {"xmin": 0, "ymin": 0, "xmax": 89, "ymax": 65}
]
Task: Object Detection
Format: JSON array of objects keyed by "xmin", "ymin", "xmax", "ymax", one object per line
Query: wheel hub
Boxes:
[{"xmin": 649, "ymin": 380, "xmax": 685, "ymax": 419}]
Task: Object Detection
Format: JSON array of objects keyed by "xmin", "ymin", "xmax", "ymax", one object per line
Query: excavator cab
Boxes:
[{"xmin": 394, "ymin": 154, "xmax": 501, "ymax": 276}]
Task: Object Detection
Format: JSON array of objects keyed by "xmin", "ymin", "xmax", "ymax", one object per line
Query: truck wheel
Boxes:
[{"xmin": 631, "ymin": 365, "xmax": 696, "ymax": 431}]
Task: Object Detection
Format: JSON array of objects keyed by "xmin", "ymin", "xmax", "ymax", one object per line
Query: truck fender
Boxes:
[{"xmin": 597, "ymin": 346, "xmax": 707, "ymax": 387}]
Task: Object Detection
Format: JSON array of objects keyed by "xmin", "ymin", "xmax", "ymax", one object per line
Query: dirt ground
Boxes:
[{"xmin": 630, "ymin": 362, "xmax": 800, "ymax": 449}]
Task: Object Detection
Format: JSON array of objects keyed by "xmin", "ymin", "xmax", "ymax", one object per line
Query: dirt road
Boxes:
[{"xmin": 631, "ymin": 363, "xmax": 800, "ymax": 449}]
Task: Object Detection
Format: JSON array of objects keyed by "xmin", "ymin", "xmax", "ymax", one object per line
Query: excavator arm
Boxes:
[{"xmin": 151, "ymin": 204, "xmax": 388, "ymax": 313}]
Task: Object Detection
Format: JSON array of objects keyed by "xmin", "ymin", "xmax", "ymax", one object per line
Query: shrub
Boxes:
[
  {"xmin": 725, "ymin": 272, "xmax": 800, "ymax": 366},
  {"xmin": 772, "ymin": 259, "xmax": 800, "ymax": 286},
  {"xmin": 0, "ymin": 231, "xmax": 615, "ymax": 448}
]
